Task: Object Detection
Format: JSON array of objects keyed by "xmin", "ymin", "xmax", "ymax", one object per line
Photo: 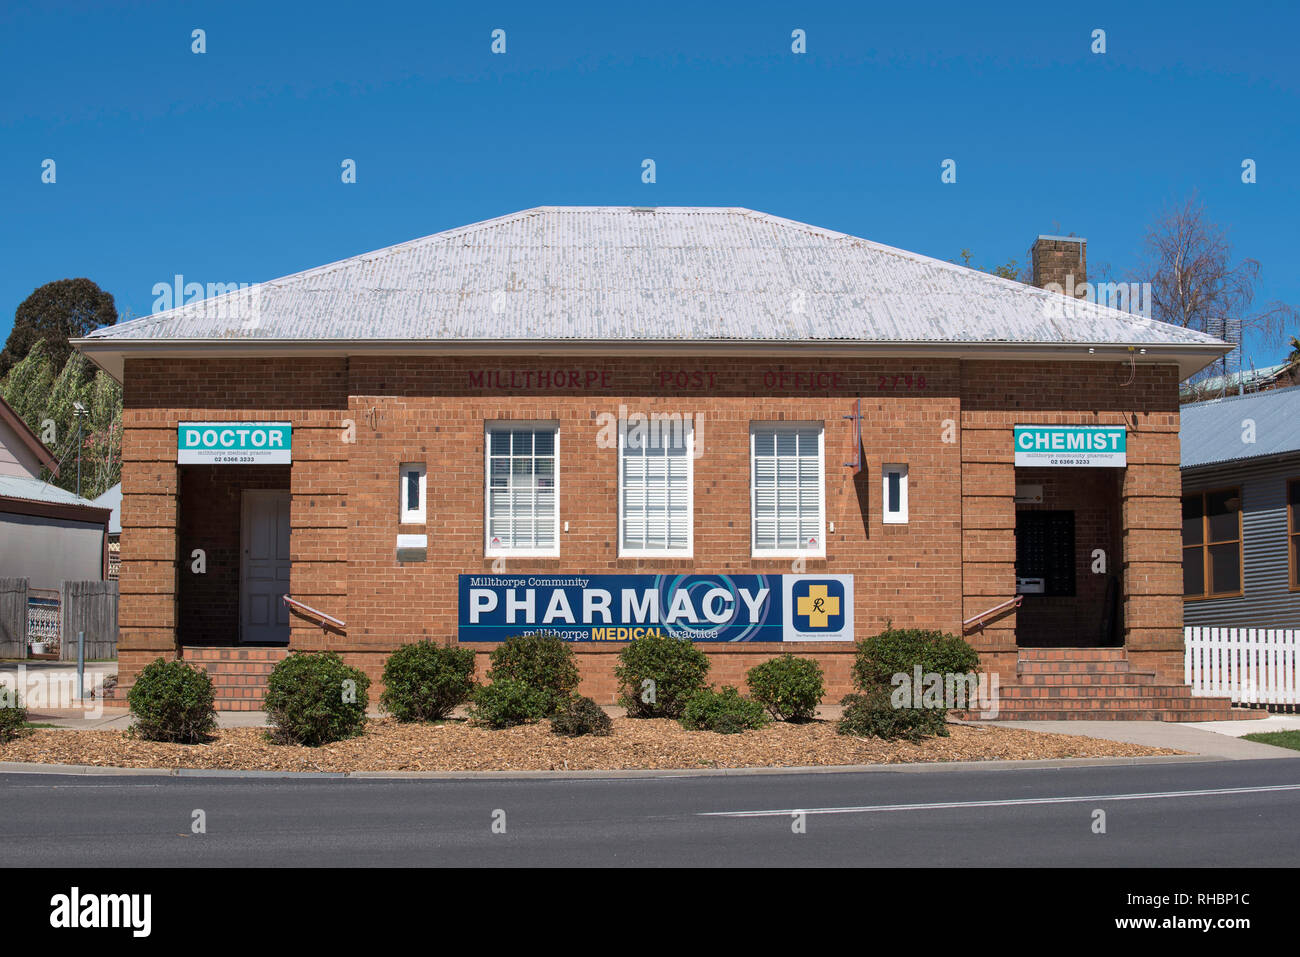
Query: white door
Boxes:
[{"xmin": 240, "ymin": 490, "xmax": 291, "ymax": 643}]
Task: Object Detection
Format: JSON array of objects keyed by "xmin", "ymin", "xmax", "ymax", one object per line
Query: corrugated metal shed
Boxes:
[
  {"xmin": 1180, "ymin": 385, "xmax": 1300, "ymax": 469},
  {"xmin": 83, "ymin": 206, "xmax": 1223, "ymax": 348}
]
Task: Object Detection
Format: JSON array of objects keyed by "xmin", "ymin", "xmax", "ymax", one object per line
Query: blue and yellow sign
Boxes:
[{"xmin": 458, "ymin": 574, "xmax": 854, "ymax": 643}]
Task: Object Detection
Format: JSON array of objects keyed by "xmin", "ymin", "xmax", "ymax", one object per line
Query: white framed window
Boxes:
[
  {"xmin": 883, "ymin": 463, "xmax": 909, "ymax": 524},
  {"xmin": 399, "ymin": 463, "xmax": 426, "ymax": 524},
  {"xmin": 619, "ymin": 416, "xmax": 693, "ymax": 557},
  {"xmin": 485, "ymin": 422, "xmax": 559, "ymax": 557},
  {"xmin": 750, "ymin": 423, "xmax": 825, "ymax": 557}
]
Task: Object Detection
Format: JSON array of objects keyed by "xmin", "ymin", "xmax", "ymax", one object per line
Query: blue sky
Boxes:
[{"xmin": 2, "ymin": 0, "xmax": 1297, "ymax": 367}]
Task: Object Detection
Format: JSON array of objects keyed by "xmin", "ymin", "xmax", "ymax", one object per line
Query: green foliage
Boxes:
[
  {"xmin": 485, "ymin": 633, "xmax": 579, "ymax": 714},
  {"xmin": 679, "ymin": 686, "xmax": 770, "ymax": 734},
  {"xmin": 615, "ymin": 633, "xmax": 711, "ymax": 718},
  {"xmin": 469, "ymin": 678, "xmax": 552, "ymax": 729},
  {"xmin": 839, "ymin": 625, "xmax": 979, "ymax": 741},
  {"xmin": 0, "ymin": 278, "xmax": 117, "ymax": 377},
  {"xmin": 851, "ymin": 626, "xmax": 980, "ymax": 691},
  {"xmin": 264, "ymin": 652, "xmax": 370, "ymax": 747},
  {"xmin": 379, "ymin": 641, "xmax": 476, "ymax": 722},
  {"xmin": 127, "ymin": 658, "xmax": 218, "ymax": 744},
  {"xmin": 0, "ymin": 687, "xmax": 28, "ymax": 744},
  {"xmin": 952, "ymin": 249, "xmax": 1026, "ymax": 282},
  {"xmin": 837, "ymin": 686, "xmax": 949, "ymax": 742},
  {"xmin": 0, "ymin": 339, "xmax": 54, "ymax": 425},
  {"xmin": 0, "ymin": 342, "xmax": 122, "ymax": 499},
  {"xmin": 746, "ymin": 654, "xmax": 825, "ymax": 722},
  {"xmin": 550, "ymin": 695, "xmax": 613, "ymax": 737}
]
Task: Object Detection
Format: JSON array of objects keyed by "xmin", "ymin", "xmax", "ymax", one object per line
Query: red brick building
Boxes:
[{"xmin": 74, "ymin": 207, "xmax": 1239, "ymax": 718}]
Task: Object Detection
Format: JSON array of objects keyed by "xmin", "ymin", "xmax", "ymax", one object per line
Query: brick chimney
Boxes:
[{"xmin": 1030, "ymin": 235, "xmax": 1087, "ymax": 296}]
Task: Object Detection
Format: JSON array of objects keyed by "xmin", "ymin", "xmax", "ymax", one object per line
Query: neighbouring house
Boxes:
[
  {"xmin": 93, "ymin": 483, "xmax": 122, "ymax": 580},
  {"xmin": 73, "ymin": 206, "xmax": 1242, "ymax": 719},
  {"xmin": 0, "ymin": 394, "xmax": 111, "ymax": 591},
  {"xmin": 1180, "ymin": 360, "xmax": 1299, "ymax": 403},
  {"xmin": 1181, "ymin": 384, "xmax": 1300, "ymax": 628}
]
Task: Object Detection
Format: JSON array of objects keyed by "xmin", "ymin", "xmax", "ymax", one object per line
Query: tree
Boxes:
[
  {"xmin": 0, "ymin": 346, "xmax": 121, "ymax": 499},
  {"xmin": 0, "ymin": 278, "xmax": 117, "ymax": 377},
  {"xmin": 1288, "ymin": 335, "xmax": 1300, "ymax": 366},
  {"xmin": 0, "ymin": 340, "xmax": 55, "ymax": 428},
  {"xmin": 953, "ymin": 249, "xmax": 1029, "ymax": 282},
  {"xmin": 1137, "ymin": 193, "xmax": 1296, "ymax": 347}
]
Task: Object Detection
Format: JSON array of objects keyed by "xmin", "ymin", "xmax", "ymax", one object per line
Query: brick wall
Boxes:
[{"xmin": 115, "ymin": 354, "xmax": 1185, "ymax": 700}]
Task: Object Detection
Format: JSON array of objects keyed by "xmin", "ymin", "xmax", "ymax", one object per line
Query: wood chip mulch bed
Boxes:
[{"xmin": 0, "ymin": 718, "xmax": 1180, "ymax": 773}]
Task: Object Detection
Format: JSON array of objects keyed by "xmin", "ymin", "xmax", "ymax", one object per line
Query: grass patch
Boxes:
[{"xmin": 1242, "ymin": 730, "xmax": 1300, "ymax": 751}]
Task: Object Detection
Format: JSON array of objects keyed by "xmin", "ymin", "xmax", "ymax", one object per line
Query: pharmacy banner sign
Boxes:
[
  {"xmin": 177, "ymin": 422, "xmax": 292, "ymax": 465},
  {"xmin": 458, "ymin": 574, "xmax": 854, "ymax": 643},
  {"xmin": 1013, "ymin": 425, "xmax": 1126, "ymax": 468}
]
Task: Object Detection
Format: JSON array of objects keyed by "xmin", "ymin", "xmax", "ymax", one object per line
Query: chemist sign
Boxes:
[
  {"xmin": 1013, "ymin": 425, "xmax": 1126, "ymax": 468},
  {"xmin": 177, "ymin": 422, "xmax": 292, "ymax": 465},
  {"xmin": 458, "ymin": 574, "xmax": 854, "ymax": 643}
]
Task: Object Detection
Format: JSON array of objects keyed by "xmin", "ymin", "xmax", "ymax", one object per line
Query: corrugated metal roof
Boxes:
[
  {"xmin": 84, "ymin": 207, "xmax": 1223, "ymax": 347},
  {"xmin": 0, "ymin": 474, "xmax": 106, "ymax": 509},
  {"xmin": 1181, "ymin": 384, "xmax": 1300, "ymax": 469}
]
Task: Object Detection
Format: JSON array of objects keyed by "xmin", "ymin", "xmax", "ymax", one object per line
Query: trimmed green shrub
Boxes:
[
  {"xmin": 851, "ymin": 626, "xmax": 980, "ymax": 691},
  {"xmin": 550, "ymin": 695, "xmax": 613, "ymax": 737},
  {"xmin": 380, "ymin": 641, "xmax": 476, "ymax": 722},
  {"xmin": 615, "ymin": 633, "xmax": 711, "ymax": 718},
  {"xmin": 469, "ymin": 678, "xmax": 552, "ymax": 729},
  {"xmin": 746, "ymin": 654, "xmax": 825, "ymax": 722},
  {"xmin": 837, "ymin": 686, "xmax": 948, "ymax": 742},
  {"xmin": 264, "ymin": 651, "xmax": 370, "ymax": 747},
  {"xmin": 127, "ymin": 658, "xmax": 218, "ymax": 744},
  {"xmin": 486, "ymin": 633, "xmax": 579, "ymax": 715},
  {"xmin": 839, "ymin": 626, "xmax": 979, "ymax": 741},
  {"xmin": 0, "ymin": 686, "xmax": 28, "ymax": 744},
  {"xmin": 679, "ymin": 686, "xmax": 770, "ymax": 734}
]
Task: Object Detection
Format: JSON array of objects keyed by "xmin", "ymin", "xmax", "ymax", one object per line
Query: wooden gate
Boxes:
[{"xmin": 60, "ymin": 580, "xmax": 118, "ymax": 660}]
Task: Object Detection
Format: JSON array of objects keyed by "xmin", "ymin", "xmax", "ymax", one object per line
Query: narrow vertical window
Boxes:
[
  {"xmin": 485, "ymin": 422, "xmax": 559, "ymax": 556},
  {"xmin": 620, "ymin": 416, "xmax": 693, "ymax": 556},
  {"xmin": 882, "ymin": 464, "xmax": 908, "ymax": 524},
  {"xmin": 750, "ymin": 423, "xmax": 824, "ymax": 556},
  {"xmin": 399, "ymin": 463, "xmax": 426, "ymax": 524}
]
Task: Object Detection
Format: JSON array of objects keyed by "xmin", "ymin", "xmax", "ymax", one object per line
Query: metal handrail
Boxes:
[
  {"xmin": 962, "ymin": 595, "xmax": 1022, "ymax": 634},
  {"xmin": 282, "ymin": 595, "xmax": 346, "ymax": 630}
]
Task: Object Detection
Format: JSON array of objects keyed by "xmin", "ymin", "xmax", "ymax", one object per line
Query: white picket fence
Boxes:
[{"xmin": 1185, "ymin": 627, "xmax": 1300, "ymax": 705}]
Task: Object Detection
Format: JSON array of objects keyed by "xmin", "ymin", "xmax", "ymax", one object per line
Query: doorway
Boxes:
[{"xmin": 240, "ymin": 489, "xmax": 290, "ymax": 643}]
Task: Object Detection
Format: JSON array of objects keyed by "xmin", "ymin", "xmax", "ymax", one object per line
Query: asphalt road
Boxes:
[{"xmin": 5, "ymin": 757, "xmax": 1300, "ymax": 866}]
